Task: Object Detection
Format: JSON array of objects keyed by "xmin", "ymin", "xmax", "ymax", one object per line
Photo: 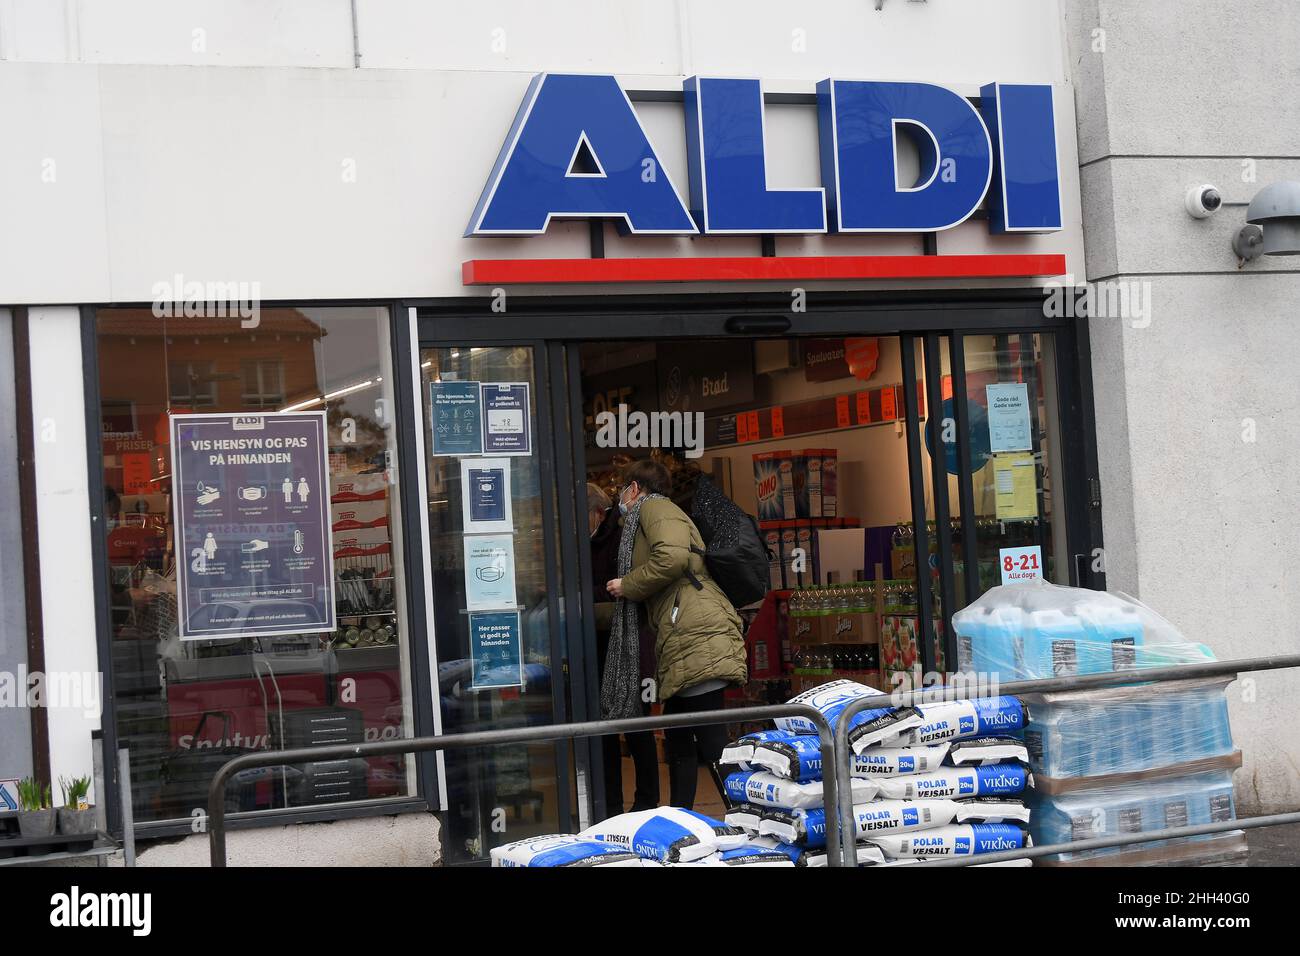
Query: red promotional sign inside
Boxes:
[{"xmin": 844, "ymin": 337, "xmax": 880, "ymax": 382}]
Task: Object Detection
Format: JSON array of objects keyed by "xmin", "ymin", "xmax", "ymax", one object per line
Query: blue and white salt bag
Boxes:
[
  {"xmin": 490, "ymin": 834, "xmax": 648, "ymax": 868},
  {"xmin": 580, "ymin": 808, "xmax": 745, "ymax": 864},
  {"xmin": 850, "ymin": 743, "xmax": 950, "ymax": 777},
  {"xmin": 724, "ymin": 769, "xmax": 877, "ymax": 810},
  {"xmin": 867, "ymin": 823, "xmax": 1031, "ymax": 859},
  {"xmin": 875, "ymin": 762, "xmax": 1031, "ymax": 800}
]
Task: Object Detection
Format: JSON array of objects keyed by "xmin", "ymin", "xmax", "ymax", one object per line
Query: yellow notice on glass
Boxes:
[{"xmin": 993, "ymin": 452, "xmax": 1038, "ymax": 520}]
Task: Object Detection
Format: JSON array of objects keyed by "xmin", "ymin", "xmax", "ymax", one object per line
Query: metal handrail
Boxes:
[
  {"xmin": 204, "ymin": 652, "xmax": 1300, "ymax": 868},
  {"xmin": 830, "ymin": 653, "xmax": 1300, "ymax": 867},
  {"xmin": 923, "ymin": 808, "xmax": 1300, "ymax": 867},
  {"xmin": 207, "ymin": 702, "xmax": 841, "ymax": 867}
]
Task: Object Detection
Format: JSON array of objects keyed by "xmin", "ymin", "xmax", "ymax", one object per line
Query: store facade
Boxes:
[{"xmin": 9, "ymin": 1, "xmax": 1294, "ymax": 865}]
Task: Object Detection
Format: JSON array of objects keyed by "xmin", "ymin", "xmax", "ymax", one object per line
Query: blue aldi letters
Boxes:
[{"xmin": 466, "ymin": 73, "xmax": 1061, "ymax": 238}]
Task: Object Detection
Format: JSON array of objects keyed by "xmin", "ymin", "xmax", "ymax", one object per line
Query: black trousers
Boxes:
[
  {"xmin": 661, "ymin": 688, "xmax": 728, "ymax": 810},
  {"xmin": 601, "ymin": 703, "xmax": 659, "ymax": 814}
]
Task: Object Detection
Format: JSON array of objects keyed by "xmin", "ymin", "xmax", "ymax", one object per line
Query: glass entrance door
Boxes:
[
  {"xmin": 414, "ymin": 298, "xmax": 1100, "ymax": 859},
  {"xmin": 418, "ymin": 342, "xmax": 593, "ymax": 863}
]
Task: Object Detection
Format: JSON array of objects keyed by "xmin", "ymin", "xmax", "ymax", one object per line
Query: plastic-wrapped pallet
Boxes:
[
  {"xmin": 954, "ymin": 582, "xmax": 1244, "ymax": 867},
  {"xmin": 1022, "ymin": 677, "xmax": 1236, "ymax": 778},
  {"xmin": 1030, "ymin": 770, "xmax": 1246, "ymax": 866}
]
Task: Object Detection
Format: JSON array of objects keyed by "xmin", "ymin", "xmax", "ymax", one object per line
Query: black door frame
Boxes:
[
  {"xmin": 415, "ymin": 288, "xmax": 1107, "ymax": 822},
  {"xmin": 412, "ymin": 335, "xmax": 590, "ymax": 850}
]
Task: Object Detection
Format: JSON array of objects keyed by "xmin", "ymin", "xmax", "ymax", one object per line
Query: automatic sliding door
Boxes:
[{"xmin": 419, "ymin": 343, "xmax": 574, "ymax": 863}]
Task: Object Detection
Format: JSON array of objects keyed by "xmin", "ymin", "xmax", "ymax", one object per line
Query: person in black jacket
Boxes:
[{"xmin": 588, "ymin": 482, "xmax": 659, "ymax": 813}]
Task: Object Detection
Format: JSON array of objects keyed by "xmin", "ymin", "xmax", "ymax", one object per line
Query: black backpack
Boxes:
[{"xmin": 688, "ymin": 476, "xmax": 771, "ymax": 608}]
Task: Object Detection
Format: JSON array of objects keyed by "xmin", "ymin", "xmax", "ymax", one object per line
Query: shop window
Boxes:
[{"xmin": 96, "ymin": 307, "xmax": 415, "ymax": 826}]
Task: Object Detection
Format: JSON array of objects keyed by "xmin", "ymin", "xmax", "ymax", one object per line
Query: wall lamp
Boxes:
[{"xmin": 1233, "ymin": 181, "xmax": 1300, "ymax": 263}]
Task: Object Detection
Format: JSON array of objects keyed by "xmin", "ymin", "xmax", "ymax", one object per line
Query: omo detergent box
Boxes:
[
  {"xmin": 754, "ymin": 451, "xmax": 797, "ymax": 521},
  {"xmin": 820, "ymin": 448, "xmax": 838, "ymax": 518},
  {"xmin": 801, "ymin": 449, "xmax": 823, "ymax": 518}
]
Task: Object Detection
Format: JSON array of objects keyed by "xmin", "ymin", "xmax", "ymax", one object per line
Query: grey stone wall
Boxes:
[{"xmin": 1063, "ymin": 0, "xmax": 1300, "ymax": 811}]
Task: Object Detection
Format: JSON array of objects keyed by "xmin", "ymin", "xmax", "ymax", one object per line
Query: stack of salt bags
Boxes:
[
  {"xmin": 724, "ymin": 679, "xmax": 1036, "ymax": 864},
  {"xmin": 852, "ymin": 693, "xmax": 1035, "ymax": 863},
  {"xmin": 952, "ymin": 580, "xmax": 1239, "ymax": 865},
  {"xmin": 719, "ymin": 680, "xmax": 887, "ymax": 866},
  {"xmin": 579, "ymin": 806, "xmax": 793, "ymax": 867}
]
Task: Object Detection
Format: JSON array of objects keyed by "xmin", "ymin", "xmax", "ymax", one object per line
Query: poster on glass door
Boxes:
[
  {"xmin": 481, "ymin": 382, "xmax": 532, "ymax": 455},
  {"xmin": 463, "ymin": 534, "xmax": 518, "ymax": 611},
  {"xmin": 430, "ymin": 380, "xmax": 483, "ymax": 457},
  {"xmin": 459, "ymin": 457, "xmax": 513, "ymax": 534},
  {"xmin": 170, "ymin": 411, "xmax": 335, "ymax": 639},
  {"xmin": 986, "ymin": 383, "xmax": 1033, "ymax": 453},
  {"xmin": 469, "ymin": 610, "xmax": 523, "ymax": 690}
]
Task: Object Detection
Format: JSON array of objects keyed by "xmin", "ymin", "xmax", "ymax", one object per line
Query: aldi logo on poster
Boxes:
[
  {"xmin": 467, "ymin": 74, "xmax": 1062, "ymax": 238},
  {"xmin": 232, "ymin": 416, "xmax": 265, "ymax": 431}
]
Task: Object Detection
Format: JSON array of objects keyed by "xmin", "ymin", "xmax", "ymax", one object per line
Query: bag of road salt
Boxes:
[
  {"xmin": 847, "ymin": 706, "xmax": 928, "ymax": 753},
  {"xmin": 852, "ymin": 798, "xmax": 963, "ymax": 836},
  {"xmin": 725, "ymin": 769, "xmax": 877, "ymax": 810},
  {"xmin": 685, "ymin": 844, "xmax": 796, "ymax": 868},
  {"xmin": 758, "ymin": 808, "xmax": 829, "ymax": 849},
  {"xmin": 750, "ymin": 734, "xmax": 825, "ymax": 783},
  {"xmin": 722, "ymin": 729, "xmax": 797, "ymax": 766},
  {"xmin": 953, "ymin": 797, "xmax": 1032, "ymax": 824},
  {"xmin": 875, "ymin": 762, "xmax": 1031, "ymax": 800},
  {"xmin": 725, "ymin": 805, "xmax": 764, "ymax": 834},
  {"xmin": 580, "ymin": 808, "xmax": 745, "ymax": 864},
  {"xmin": 776, "ymin": 680, "xmax": 922, "ymax": 751},
  {"xmin": 749, "ymin": 835, "xmax": 812, "ymax": 866},
  {"xmin": 868, "ymin": 823, "xmax": 1030, "ymax": 859},
  {"xmin": 490, "ymin": 834, "xmax": 648, "ymax": 867},
  {"xmin": 947, "ymin": 736, "xmax": 1030, "ymax": 766},
  {"xmin": 897, "ymin": 696, "xmax": 1027, "ymax": 746},
  {"xmin": 851, "ymin": 743, "xmax": 949, "ymax": 777}
]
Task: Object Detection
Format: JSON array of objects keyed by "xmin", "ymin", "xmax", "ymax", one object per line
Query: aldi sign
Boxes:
[{"xmin": 467, "ymin": 73, "xmax": 1062, "ymax": 238}]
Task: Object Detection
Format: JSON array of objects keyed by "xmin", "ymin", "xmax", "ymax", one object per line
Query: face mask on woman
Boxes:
[{"xmin": 617, "ymin": 483, "xmax": 634, "ymax": 516}]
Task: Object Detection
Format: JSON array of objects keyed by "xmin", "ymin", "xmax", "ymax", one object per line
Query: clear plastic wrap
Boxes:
[
  {"xmin": 1029, "ymin": 770, "xmax": 1241, "ymax": 864},
  {"xmin": 952, "ymin": 580, "xmax": 1216, "ymax": 681},
  {"xmin": 1023, "ymin": 677, "xmax": 1237, "ymax": 779}
]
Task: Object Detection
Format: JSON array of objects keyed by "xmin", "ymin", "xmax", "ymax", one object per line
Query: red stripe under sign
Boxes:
[{"xmin": 461, "ymin": 253, "xmax": 1067, "ymax": 285}]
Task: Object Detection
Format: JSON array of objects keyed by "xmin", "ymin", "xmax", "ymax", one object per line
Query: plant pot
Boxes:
[
  {"xmin": 17, "ymin": 808, "xmax": 56, "ymax": 839},
  {"xmin": 58, "ymin": 807, "xmax": 97, "ymax": 836}
]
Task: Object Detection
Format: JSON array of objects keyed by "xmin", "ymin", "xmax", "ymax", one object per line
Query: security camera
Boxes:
[{"xmin": 1185, "ymin": 184, "xmax": 1223, "ymax": 219}]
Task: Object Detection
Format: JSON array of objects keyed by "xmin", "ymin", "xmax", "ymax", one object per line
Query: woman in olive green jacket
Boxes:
[{"xmin": 607, "ymin": 459, "xmax": 747, "ymax": 809}]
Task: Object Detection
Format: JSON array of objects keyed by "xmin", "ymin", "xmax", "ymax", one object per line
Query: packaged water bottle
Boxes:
[
  {"xmin": 1074, "ymin": 598, "xmax": 1144, "ymax": 674},
  {"xmin": 1103, "ymin": 698, "xmax": 1142, "ymax": 774},
  {"xmin": 1130, "ymin": 695, "xmax": 1159, "ymax": 769},
  {"xmin": 1201, "ymin": 772, "xmax": 1236, "ymax": 826},
  {"xmin": 1198, "ymin": 688, "xmax": 1234, "ymax": 757},
  {"xmin": 1108, "ymin": 792, "xmax": 1147, "ymax": 856},
  {"xmin": 1023, "ymin": 608, "xmax": 1086, "ymax": 680},
  {"xmin": 1162, "ymin": 692, "xmax": 1192, "ymax": 765},
  {"xmin": 1061, "ymin": 704, "xmax": 1096, "ymax": 777}
]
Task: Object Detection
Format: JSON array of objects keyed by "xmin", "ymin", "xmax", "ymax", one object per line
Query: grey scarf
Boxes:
[{"xmin": 600, "ymin": 492, "xmax": 664, "ymax": 719}]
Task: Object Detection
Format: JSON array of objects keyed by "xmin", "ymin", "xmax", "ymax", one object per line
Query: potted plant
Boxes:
[
  {"xmin": 58, "ymin": 776, "xmax": 96, "ymax": 836},
  {"xmin": 15, "ymin": 777, "xmax": 54, "ymax": 839}
]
